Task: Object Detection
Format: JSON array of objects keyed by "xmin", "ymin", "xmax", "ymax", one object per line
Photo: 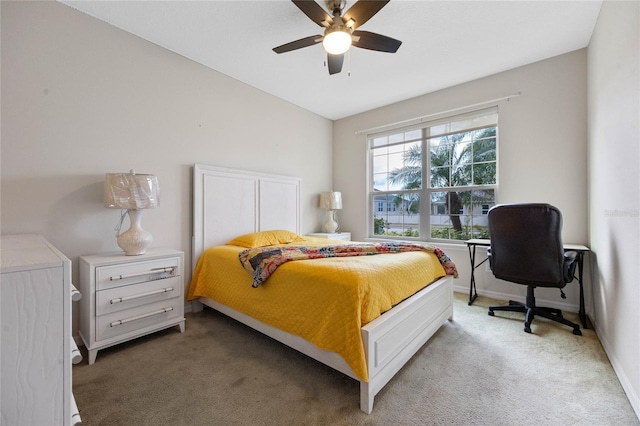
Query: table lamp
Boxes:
[
  {"xmin": 104, "ymin": 170, "xmax": 160, "ymax": 255},
  {"xmin": 319, "ymin": 191, "xmax": 342, "ymax": 233}
]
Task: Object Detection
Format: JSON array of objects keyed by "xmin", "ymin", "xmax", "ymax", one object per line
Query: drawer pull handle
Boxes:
[
  {"xmin": 71, "ymin": 284, "xmax": 82, "ymax": 302},
  {"xmin": 71, "ymin": 339, "xmax": 83, "ymax": 364},
  {"xmin": 110, "ymin": 307, "xmax": 174, "ymax": 327},
  {"xmin": 110, "ymin": 267, "xmax": 176, "ymax": 281},
  {"xmin": 110, "ymin": 287, "xmax": 174, "ymax": 304},
  {"xmin": 71, "ymin": 395, "xmax": 82, "ymax": 426}
]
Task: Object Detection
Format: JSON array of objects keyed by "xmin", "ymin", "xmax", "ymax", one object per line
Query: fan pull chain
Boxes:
[{"xmin": 348, "ymin": 49, "xmax": 351, "ymax": 76}]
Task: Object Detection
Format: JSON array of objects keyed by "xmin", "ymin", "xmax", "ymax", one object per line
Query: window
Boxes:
[{"xmin": 369, "ymin": 107, "xmax": 498, "ymax": 242}]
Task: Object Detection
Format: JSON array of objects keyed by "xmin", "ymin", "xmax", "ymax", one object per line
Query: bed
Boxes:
[{"xmin": 189, "ymin": 164, "xmax": 456, "ymax": 413}]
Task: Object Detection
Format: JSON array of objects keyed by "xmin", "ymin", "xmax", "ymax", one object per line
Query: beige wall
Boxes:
[
  {"xmin": 333, "ymin": 49, "xmax": 589, "ymax": 312},
  {"xmin": 588, "ymin": 0, "xmax": 640, "ymax": 418},
  {"xmin": 1, "ymin": 2, "xmax": 333, "ymax": 315}
]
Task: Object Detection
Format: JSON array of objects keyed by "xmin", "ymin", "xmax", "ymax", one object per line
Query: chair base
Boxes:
[{"xmin": 488, "ymin": 288, "xmax": 582, "ymax": 336}]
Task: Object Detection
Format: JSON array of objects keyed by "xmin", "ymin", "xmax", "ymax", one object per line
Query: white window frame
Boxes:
[{"xmin": 367, "ymin": 107, "xmax": 499, "ymax": 243}]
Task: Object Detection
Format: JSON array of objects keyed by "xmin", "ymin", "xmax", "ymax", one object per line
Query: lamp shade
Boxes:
[
  {"xmin": 104, "ymin": 171, "xmax": 160, "ymax": 210},
  {"xmin": 319, "ymin": 192, "xmax": 342, "ymax": 210}
]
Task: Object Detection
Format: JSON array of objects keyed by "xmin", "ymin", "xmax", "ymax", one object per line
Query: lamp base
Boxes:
[
  {"xmin": 117, "ymin": 210, "xmax": 152, "ymax": 255},
  {"xmin": 322, "ymin": 210, "xmax": 339, "ymax": 233}
]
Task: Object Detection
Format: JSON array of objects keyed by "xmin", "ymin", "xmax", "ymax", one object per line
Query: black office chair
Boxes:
[{"xmin": 486, "ymin": 203, "xmax": 581, "ymax": 336}]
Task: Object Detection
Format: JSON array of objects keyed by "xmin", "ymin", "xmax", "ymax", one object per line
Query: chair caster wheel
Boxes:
[
  {"xmin": 573, "ymin": 328, "xmax": 582, "ymax": 336},
  {"xmin": 488, "ymin": 310, "xmax": 494, "ymax": 316}
]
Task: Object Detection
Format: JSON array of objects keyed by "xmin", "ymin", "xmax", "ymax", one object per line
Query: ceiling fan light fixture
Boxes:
[
  {"xmin": 273, "ymin": 0, "xmax": 400, "ymax": 75},
  {"xmin": 322, "ymin": 28, "xmax": 352, "ymax": 55}
]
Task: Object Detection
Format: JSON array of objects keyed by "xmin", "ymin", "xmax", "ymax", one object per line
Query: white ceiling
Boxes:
[{"xmin": 60, "ymin": 0, "xmax": 602, "ymax": 120}]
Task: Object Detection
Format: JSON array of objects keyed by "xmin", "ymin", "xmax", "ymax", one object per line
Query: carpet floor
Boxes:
[{"xmin": 73, "ymin": 292, "xmax": 639, "ymax": 425}]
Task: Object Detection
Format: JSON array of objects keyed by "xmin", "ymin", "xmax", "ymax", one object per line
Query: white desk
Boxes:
[{"xmin": 465, "ymin": 238, "xmax": 590, "ymax": 328}]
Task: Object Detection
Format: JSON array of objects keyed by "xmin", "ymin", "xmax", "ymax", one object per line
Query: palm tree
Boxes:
[
  {"xmin": 389, "ymin": 128, "xmax": 496, "ymax": 234},
  {"xmin": 388, "ymin": 144, "xmax": 421, "ymax": 215}
]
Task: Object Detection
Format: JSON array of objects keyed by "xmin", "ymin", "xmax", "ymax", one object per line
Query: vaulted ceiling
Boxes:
[{"xmin": 60, "ymin": 1, "xmax": 602, "ymax": 120}]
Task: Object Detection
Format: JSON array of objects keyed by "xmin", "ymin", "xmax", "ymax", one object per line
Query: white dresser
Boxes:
[
  {"xmin": 79, "ymin": 249, "xmax": 185, "ymax": 364},
  {"xmin": 1, "ymin": 234, "xmax": 82, "ymax": 426}
]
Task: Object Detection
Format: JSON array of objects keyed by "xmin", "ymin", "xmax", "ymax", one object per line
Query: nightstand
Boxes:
[
  {"xmin": 307, "ymin": 232, "xmax": 351, "ymax": 241},
  {"xmin": 78, "ymin": 249, "xmax": 185, "ymax": 364}
]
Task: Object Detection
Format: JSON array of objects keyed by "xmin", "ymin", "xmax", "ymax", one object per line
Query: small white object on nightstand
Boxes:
[
  {"xmin": 79, "ymin": 249, "xmax": 185, "ymax": 364},
  {"xmin": 307, "ymin": 232, "xmax": 351, "ymax": 241}
]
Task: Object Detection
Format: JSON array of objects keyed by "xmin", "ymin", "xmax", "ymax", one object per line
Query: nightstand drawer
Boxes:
[
  {"xmin": 96, "ymin": 297, "xmax": 182, "ymax": 341},
  {"xmin": 96, "ymin": 276, "xmax": 181, "ymax": 316},
  {"xmin": 96, "ymin": 257, "xmax": 180, "ymax": 291}
]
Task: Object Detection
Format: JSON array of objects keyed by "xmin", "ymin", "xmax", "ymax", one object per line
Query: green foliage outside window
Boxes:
[
  {"xmin": 373, "ymin": 216, "xmax": 388, "ymax": 235},
  {"xmin": 431, "ymin": 225, "xmax": 490, "ymax": 240}
]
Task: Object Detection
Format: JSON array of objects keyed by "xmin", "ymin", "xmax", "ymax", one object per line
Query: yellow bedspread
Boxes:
[{"xmin": 187, "ymin": 239, "xmax": 447, "ymax": 382}]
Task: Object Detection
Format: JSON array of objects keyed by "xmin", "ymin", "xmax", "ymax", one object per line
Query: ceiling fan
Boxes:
[{"xmin": 272, "ymin": 0, "xmax": 402, "ymax": 75}]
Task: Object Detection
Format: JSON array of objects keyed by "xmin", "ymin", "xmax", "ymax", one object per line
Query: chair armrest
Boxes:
[
  {"xmin": 563, "ymin": 250, "xmax": 578, "ymax": 283},
  {"xmin": 564, "ymin": 250, "xmax": 578, "ymax": 261},
  {"xmin": 487, "ymin": 248, "xmax": 493, "ymax": 271}
]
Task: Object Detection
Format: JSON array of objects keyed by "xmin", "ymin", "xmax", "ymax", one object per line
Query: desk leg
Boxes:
[
  {"xmin": 467, "ymin": 245, "xmax": 478, "ymax": 305},
  {"xmin": 577, "ymin": 251, "xmax": 587, "ymax": 329}
]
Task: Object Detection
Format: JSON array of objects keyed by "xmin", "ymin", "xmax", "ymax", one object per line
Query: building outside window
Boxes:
[{"xmin": 369, "ymin": 107, "xmax": 498, "ymax": 242}]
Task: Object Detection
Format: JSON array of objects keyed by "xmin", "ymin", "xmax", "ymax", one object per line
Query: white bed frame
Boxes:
[{"xmin": 191, "ymin": 164, "xmax": 453, "ymax": 413}]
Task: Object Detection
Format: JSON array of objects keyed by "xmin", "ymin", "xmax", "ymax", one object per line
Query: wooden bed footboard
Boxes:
[{"xmin": 193, "ymin": 275, "xmax": 453, "ymax": 413}]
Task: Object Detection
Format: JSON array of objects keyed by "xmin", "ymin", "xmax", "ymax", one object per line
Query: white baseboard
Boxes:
[
  {"xmin": 184, "ymin": 300, "xmax": 197, "ymax": 314},
  {"xmin": 452, "ymin": 285, "xmax": 580, "ymax": 314},
  {"xmin": 593, "ymin": 321, "xmax": 640, "ymax": 421}
]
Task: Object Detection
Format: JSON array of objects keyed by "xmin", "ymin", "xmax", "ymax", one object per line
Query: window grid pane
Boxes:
[
  {"xmin": 372, "ymin": 140, "xmax": 422, "ymax": 193},
  {"xmin": 372, "ymin": 193, "xmax": 420, "ymax": 237}
]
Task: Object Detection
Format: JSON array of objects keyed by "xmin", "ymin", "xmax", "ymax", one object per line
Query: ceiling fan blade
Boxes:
[
  {"xmin": 273, "ymin": 35, "xmax": 323, "ymax": 54},
  {"xmin": 352, "ymin": 30, "xmax": 402, "ymax": 53},
  {"xmin": 292, "ymin": 0, "xmax": 334, "ymax": 27},
  {"xmin": 343, "ymin": 0, "xmax": 390, "ymax": 30},
  {"xmin": 327, "ymin": 53, "xmax": 344, "ymax": 75}
]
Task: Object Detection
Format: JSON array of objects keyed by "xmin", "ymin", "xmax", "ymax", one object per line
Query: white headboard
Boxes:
[{"xmin": 192, "ymin": 164, "xmax": 301, "ymax": 269}]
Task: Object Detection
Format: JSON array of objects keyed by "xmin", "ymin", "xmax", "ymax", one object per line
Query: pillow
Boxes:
[{"xmin": 226, "ymin": 230, "xmax": 304, "ymax": 248}]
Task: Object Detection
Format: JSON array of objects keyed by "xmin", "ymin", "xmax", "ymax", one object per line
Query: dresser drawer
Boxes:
[
  {"xmin": 96, "ymin": 257, "xmax": 180, "ymax": 291},
  {"xmin": 96, "ymin": 297, "xmax": 182, "ymax": 342},
  {"xmin": 96, "ymin": 276, "xmax": 181, "ymax": 316}
]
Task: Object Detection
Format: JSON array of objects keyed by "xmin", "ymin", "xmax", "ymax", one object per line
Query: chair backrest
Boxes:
[{"xmin": 488, "ymin": 203, "xmax": 565, "ymax": 287}]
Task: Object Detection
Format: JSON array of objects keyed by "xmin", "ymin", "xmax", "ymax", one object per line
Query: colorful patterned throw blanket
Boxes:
[{"xmin": 239, "ymin": 242, "xmax": 459, "ymax": 287}]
